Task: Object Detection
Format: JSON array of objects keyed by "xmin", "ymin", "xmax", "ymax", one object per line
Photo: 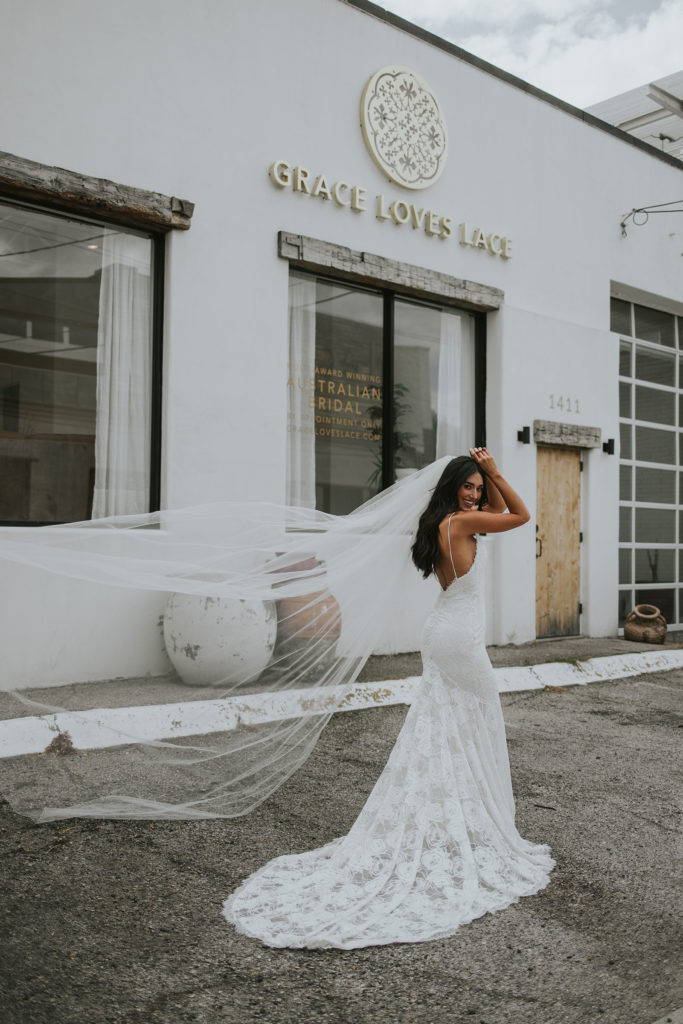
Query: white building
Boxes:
[
  {"xmin": 586, "ymin": 71, "xmax": 683, "ymax": 162},
  {"xmin": 0, "ymin": 0, "xmax": 681, "ymax": 691}
]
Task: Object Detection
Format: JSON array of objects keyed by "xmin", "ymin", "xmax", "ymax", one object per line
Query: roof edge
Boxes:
[{"xmin": 340, "ymin": 0, "xmax": 682, "ymax": 171}]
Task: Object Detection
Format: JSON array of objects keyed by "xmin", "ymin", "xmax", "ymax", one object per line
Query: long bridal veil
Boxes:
[{"xmin": 0, "ymin": 458, "xmax": 452, "ymax": 823}]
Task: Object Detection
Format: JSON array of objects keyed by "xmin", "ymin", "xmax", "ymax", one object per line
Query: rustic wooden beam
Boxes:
[
  {"xmin": 278, "ymin": 231, "xmax": 504, "ymax": 311},
  {"xmin": 0, "ymin": 150, "xmax": 194, "ymax": 232},
  {"xmin": 533, "ymin": 419, "xmax": 602, "ymax": 448}
]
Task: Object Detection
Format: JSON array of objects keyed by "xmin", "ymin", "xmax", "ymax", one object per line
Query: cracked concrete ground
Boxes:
[{"xmin": 1, "ymin": 667, "xmax": 681, "ymax": 1024}]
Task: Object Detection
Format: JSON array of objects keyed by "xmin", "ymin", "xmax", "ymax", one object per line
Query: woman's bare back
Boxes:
[{"xmin": 435, "ymin": 513, "xmax": 477, "ymax": 590}]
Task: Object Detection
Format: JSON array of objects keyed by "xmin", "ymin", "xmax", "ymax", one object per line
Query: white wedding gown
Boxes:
[{"xmin": 222, "ymin": 537, "xmax": 555, "ymax": 948}]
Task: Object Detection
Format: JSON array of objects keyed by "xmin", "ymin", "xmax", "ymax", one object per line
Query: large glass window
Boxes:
[
  {"xmin": 287, "ymin": 270, "xmax": 479, "ymax": 514},
  {"xmin": 616, "ymin": 296, "xmax": 681, "ymax": 629},
  {"xmin": 0, "ymin": 201, "xmax": 156, "ymax": 524},
  {"xmin": 393, "ymin": 299, "xmax": 476, "ymax": 480}
]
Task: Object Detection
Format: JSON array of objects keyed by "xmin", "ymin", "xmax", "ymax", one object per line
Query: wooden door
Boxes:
[{"xmin": 536, "ymin": 446, "xmax": 581, "ymax": 638}]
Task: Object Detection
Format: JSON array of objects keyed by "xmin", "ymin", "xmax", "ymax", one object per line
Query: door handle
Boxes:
[{"xmin": 536, "ymin": 524, "xmax": 543, "ymax": 559}]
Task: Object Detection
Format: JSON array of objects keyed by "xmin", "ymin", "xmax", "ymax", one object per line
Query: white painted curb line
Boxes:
[{"xmin": 1, "ymin": 649, "xmax": 681, "ymax": 759}]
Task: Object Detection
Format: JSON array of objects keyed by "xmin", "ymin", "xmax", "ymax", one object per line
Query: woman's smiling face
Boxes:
[{"xmin": 456, "ymin": 472, "xmax": 484, "ymax": 511}]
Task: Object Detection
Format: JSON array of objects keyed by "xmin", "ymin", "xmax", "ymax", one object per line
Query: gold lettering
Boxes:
[
  {"xmin": 439, "ymin": 216, "xmax": 452, "ymax": 239},
  {"xmin": 293, "ymin": 167, "xmax": 311, "ymax": 194},
  {"xmin": 458, "ymin": 222, "xmax": 468, "ymax": 245},
  {"xmin": 351, "ymin": 186, "xmax": 367, "ymax": 212},
  {"xmin": 425, "ymin": 211, "xmax": 439, "ymax": 236},
  {"xmin": 487, "ymin": 233, "xmax": 502, "ymax": 255},
  {"xmin": 268, "ymin": 160, "xmax": 290, "ymax": 188},
  {"xmin": 311, "ymin": 175, "xmax": 331, "ymax": 200},
  {"xmin": 375, "ymin": 193, "xmax": 391, "ymax": 220},
  {"xmin": 501, "ymin": 237, "xmax": 512, "ymax": 259},
  {"xmin": 390, "ymin": 200, "xmax": 410, "ymax": 225},
  {"xmin": 471, "ymin": 227, "xmax": 487, "ymax": 249},
  {"xmin": 332, "ymin": 181, "xmax": 350, "ymax": 206},
  {"xmin": 409, "ymin": 205, "xmax": 426, "ymax": 229},
  {"xmin": 287, "ymin": 375, "xmax": 313, "ymax": 390}
]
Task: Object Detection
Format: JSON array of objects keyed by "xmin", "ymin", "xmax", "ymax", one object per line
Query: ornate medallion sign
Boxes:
[{"xmin": 360, "ymin": 66, "xmax": 448, "ymax": 190}]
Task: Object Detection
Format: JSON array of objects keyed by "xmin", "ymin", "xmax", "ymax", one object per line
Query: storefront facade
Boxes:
[{"xmin": 0, "ymin": 0, "xmax": 681, "ymax": 688}]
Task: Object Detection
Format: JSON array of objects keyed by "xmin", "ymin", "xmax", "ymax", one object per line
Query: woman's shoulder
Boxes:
[
  {"xmin": 439, "ymin": 512, "xmax": 480, "ymax": 543},
  {"xmin": 442, "ymin": 510, "xmax": 473, "ymax": 532},
  {"xmin": 439, "ymin": 510, "xmax": 463, "ymax": 526}
]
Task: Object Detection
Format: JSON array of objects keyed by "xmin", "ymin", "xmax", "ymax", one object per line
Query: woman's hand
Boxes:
[{"xmin": 469, "ymin": 447, "xmax": 499, "ymax": 477}]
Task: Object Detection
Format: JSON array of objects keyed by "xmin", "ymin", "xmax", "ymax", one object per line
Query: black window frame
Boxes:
[
  {"xmin": 0, "ymin": 194, "xmax": 165, "ymax": 526},
  {"xmin": 293, "ymin": 268, "xmax": 487, "ymax": 501}
]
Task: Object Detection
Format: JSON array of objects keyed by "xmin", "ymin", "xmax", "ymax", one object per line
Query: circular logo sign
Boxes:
[{"xmin": 360, "ymin": 66, "xmax": 448, "ymax": 190}]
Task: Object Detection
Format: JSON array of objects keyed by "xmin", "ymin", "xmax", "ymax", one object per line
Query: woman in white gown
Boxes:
[{"xmin": 223, "ymin": 448, "xmax": 555, "ymax": 949}]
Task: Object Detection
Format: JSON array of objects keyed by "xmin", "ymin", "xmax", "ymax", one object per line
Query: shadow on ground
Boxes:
[{"xmin": 2, "ymin": 670, "xmax": 681, "ymax": 1024}]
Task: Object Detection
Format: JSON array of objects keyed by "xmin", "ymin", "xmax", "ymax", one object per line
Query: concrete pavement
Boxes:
[
  {"xmin": 1, "ymin": 655, "xmax": 681, "ymax": 1024},
  {"xmin": 2, "ymin": 636, "xmax": 682, "ymax": 759}
]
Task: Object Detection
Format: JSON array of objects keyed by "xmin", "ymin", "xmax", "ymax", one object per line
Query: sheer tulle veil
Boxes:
[{"xmin": 0, "ymin": 457, "xmax": 455, "ymax": 823}]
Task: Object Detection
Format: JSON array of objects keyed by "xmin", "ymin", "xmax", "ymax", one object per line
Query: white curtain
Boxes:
[
  {"xmin": 286, "ymin": 272, "xmax": 316, "ymax": 508},
  {"xmin": 436, "ymin": 309, "xmax": 475, "ymax": 458},
  {"xmin": 92, "ymin": 233, "xmax": 151, "ymax": 518}
]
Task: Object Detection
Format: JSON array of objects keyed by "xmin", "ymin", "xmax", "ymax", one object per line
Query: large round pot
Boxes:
[
  {"xmin": 623, "ymin": 604, "xmax": 667, "ymax": 645},
  {"xmin": 163, "ymin": 594, "xmax": 277, "ymax": 686},
  {"xmin": 274, "ymin": 590, "xmax": 342, "ymax": 687},
  {"xmin": 270, "ymin": 555, "xmax": 342, "ymax": 683},
  {"xmin": 276, "ymin": 590, "xmax": 342, "ymax": 643}
]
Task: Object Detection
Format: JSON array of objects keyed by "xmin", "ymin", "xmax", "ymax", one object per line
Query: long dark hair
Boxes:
[{"xmin": 411, "ymin": 456, "xmax": 487, "ymax": 579}]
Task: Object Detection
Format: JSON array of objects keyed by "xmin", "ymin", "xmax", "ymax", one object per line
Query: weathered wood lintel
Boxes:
[
  {"xmin": 533, "ymin": 419, "xmax": 602, "ymax": 448},
  {"xmin": 278, "ymin": 231, "xmax": 504, "ymax": 312},
  {"xmin": 0, "ymin": 150, "xmax": 194, "ymax": 232}
]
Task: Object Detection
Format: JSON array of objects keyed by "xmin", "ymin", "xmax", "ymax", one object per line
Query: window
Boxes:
[
  {"xmin": 616, "ymin": 297, "xmax": 681, "ymax": 629},
  {"xmin": 610, "ymin": 297, "xmax": 631, "ymax": 336},
  {"xmin": 287, "ymin": 270, "xmax": 480, "ymax": 514},
  {"xmin": 633, "ymin": 304, "xmax": 675, "ymax": 348},
  {"xmin": 0, "ymin": 201, "xmax": 158, "ymax": 524}
]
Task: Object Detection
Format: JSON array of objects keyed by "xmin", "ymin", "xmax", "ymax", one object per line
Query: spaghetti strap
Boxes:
[{"xmin": 447, "ymin": 512, "xmax": 457, "ymax": 580}]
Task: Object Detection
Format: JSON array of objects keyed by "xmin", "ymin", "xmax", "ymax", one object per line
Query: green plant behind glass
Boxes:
[{"xmin": 366, "ymin": 382, "xmax": 418, "ymax": 492}]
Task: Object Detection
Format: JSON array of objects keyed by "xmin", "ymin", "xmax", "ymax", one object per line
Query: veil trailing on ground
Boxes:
[{"xmin": 0, "ymin": 458, "xmax": 453, "ymax": 823}]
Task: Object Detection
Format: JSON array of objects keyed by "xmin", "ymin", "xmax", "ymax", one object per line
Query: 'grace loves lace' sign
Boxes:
[
  {"xmin": 267, "ymin": 160, "xmax": 512, "ymax": 259},
  {"xmin": 266, "ymin": 66, "xmax": 512, "ymax": 259}
]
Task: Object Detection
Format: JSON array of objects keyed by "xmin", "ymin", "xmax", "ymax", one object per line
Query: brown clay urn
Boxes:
[{"xmin": 623, "ymin": 604, "xmax": 667, "ymax": 644}]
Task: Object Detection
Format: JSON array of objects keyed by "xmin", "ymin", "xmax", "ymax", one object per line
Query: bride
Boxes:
[
  {"xmin": 0, "ymin": 446, "xmax": 553, "ymax": 947},
  {"xmin": 222, "ymin": 448, "xmax": 555, "ymax": 949}
]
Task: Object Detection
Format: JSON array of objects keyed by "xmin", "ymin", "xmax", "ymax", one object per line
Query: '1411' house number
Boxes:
[{"xmin": 549, "ymin": 395, "xmax": 581, "ymax": 413}]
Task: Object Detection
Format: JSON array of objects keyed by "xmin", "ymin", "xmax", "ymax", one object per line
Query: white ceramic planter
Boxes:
[{"xmin": 163, "ymin": 594, "xmax": 277, "ymax": 687}]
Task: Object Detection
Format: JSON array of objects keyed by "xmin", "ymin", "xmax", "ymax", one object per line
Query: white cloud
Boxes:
[{"xmin": 379, "ymin": 0, "xmax": 683, "ymax": 105}]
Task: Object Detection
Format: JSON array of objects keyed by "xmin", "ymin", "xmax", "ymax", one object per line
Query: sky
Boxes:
[{"xmin": 377, "ymin": 0, "xmax": 683, "ymax": 107}]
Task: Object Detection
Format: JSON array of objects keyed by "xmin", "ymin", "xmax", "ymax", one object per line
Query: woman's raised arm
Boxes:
[{"xmin": 454, "ymin": 449, "xmax": 530, "ymax": 535}]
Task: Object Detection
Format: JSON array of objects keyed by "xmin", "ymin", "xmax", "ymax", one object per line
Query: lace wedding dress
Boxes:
[{"xmin": 224, "ymin": 535, "xmax": 555, "ymax": 949}]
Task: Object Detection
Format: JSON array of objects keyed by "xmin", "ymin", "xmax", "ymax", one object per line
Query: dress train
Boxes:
[{"xmin": 222, "ymin": 538, "xmax": 554, "ymax": 948}]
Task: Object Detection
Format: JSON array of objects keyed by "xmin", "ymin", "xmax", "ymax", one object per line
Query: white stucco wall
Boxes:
[{"xmin": 0, "ymin": 0, "xmax": 680, "ymax": 686}]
